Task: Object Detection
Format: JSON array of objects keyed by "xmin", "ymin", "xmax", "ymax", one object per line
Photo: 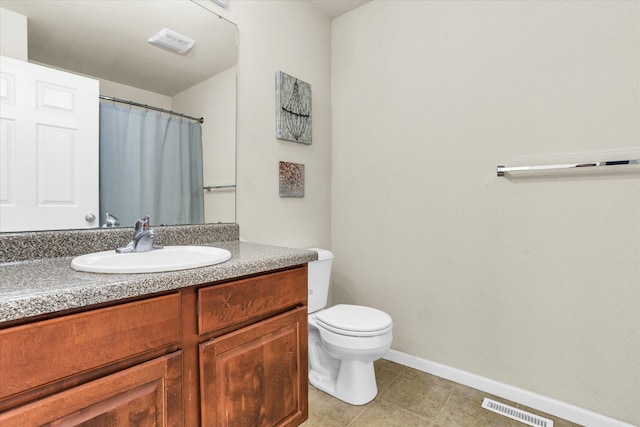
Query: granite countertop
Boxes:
[{"xmin": 0, "ymin": 241, "xmax": 318, "ymax": 323}]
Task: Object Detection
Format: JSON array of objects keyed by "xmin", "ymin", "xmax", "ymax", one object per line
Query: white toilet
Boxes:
[{"xmin": 307, "ymin": 248, "xmax": 393, "ymax": 405}]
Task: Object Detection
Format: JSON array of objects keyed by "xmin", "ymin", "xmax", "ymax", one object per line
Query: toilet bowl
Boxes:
[{"xmin": 307, "ymin": 249, "xmax": 393, "ymax": 405}]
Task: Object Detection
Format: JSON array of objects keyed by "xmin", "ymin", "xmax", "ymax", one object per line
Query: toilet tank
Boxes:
[{"xmin": 307, "ymin": 248, "xmax": 334, "ymax": 314}]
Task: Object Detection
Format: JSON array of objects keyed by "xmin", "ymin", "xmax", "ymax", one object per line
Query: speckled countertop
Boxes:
[{"xmin": 0, "ymin": 224, "xmax": 318, "ymax": 323}]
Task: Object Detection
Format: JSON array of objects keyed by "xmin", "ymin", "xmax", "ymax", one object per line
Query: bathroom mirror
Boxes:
[{"xmin": 0, "ymin": 0, "xmax": 237, "ymax": 231}]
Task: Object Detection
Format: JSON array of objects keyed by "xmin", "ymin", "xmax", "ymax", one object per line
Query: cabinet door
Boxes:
[
  {"xmin": 200, "ymin": 308, "xmax": 308, "ymax": 427},
  {"xmin": 0, "ymin": 351, "xmax": 182, "ymax": 427}
]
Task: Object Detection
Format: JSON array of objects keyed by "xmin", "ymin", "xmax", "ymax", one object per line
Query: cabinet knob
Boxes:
[{"xmin": 85, "ymin": 213, "xmax": 96, "ymax": 223}]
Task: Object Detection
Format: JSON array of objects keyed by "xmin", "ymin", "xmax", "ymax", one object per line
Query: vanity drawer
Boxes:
[
  {"xmin": 0, "ymin": 294, "xmax": 180, "ymax": 400},
  {"xmin": 198, "ymin": 266, "xmax": 307, "ymax": 335}
]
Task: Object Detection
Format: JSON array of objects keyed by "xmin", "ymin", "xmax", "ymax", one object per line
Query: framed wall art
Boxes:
[
  {"xmin": 279, "ymin": 161, "xmax": 305, "ymax": 198},
  {"xmin": 276, "ymin": 71, "xmax": 312, "ymax": 144}
]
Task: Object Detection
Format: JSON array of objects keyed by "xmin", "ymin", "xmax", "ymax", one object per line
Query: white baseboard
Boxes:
[{"xmin": 384, "ymin": 349, "xmax": 637, "ymax": 427}]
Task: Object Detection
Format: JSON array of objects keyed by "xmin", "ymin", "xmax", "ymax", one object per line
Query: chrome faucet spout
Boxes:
[{"xmin": 116, "ymin": 215, "xmax": 163, "ymax": 253}]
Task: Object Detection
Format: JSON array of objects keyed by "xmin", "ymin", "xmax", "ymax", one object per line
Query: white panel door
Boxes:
[{"xmin": 0, "ymin": 55, "xmax": 99, "ymax": 231}]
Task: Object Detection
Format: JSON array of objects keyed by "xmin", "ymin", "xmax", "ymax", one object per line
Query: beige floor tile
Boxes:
[
  {"xmin": 399, "ymin": 366, "xmax": 461, "ymax": 391},
  {"xmin": 375, "ymin": 358, "xmax": 405, "ymax": 373},
  {"xmin": 432, "ymin": 391, "xmax": 515, "ymax": 427},
  {"xmin": 374, "ymin": 364, "xmax": 403, "ymax": 394},
  {"xmin": 299, "ymin": 410, "xmax": 340, "ymax": 427},
  {"xmin": 303, "ymin": 360, "xmax": 579, "ymax": 427},
  {"xmin": 349, "ymin": 399, "xmax": 433, "ymax": 427},
  {"xmin": 452, "ymin": 385, "xmax": 515, "ymax": 407},
  {"xmin": 307, "ymin": 385, "xmax": 369, "ymax": 426},
  {"xmin": 379, "ymin": 372, "xmax": 452, "ymax": 418}
]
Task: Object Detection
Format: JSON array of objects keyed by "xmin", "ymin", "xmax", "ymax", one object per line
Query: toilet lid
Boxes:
[{"xmin": 316, "ymin": 304, "xmax": 392, "ymax": 336}]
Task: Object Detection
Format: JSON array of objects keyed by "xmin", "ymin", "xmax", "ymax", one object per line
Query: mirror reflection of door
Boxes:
[{"xmin": 0, "ymin": 55, "xmax": 99, "ymax": 232}]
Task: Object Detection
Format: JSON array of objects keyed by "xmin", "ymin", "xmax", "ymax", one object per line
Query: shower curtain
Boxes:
[{"xmin": 99, "ymin": 102, "xmax": 204, "ymax": 227}]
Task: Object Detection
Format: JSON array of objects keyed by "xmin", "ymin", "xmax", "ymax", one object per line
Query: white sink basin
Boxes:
[{"xmin": 71, "ymin": 245, "xmax": 231, "ymax": 274}]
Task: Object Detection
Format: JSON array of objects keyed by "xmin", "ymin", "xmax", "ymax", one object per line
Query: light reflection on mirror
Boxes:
[{"xmin": 0, "ymin": 0, "xmax": 237, "ymax": 231}]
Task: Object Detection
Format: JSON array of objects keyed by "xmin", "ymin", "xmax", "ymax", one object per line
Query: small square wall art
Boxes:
[
  {"xmin": 276, "ymin": 71, "xmax": 312, "ymax": 144},
  {"xmin": 279, "ymin": 161, "xmax": 305, "ymax": 198}
]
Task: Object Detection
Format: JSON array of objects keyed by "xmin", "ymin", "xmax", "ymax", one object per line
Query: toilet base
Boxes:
[{"xmin": 309, "ymin": 359, "xmax": 378, "ymax": 405}]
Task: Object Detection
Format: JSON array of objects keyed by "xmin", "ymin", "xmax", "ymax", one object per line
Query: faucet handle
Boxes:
[{"xmin": 133, "ymin": 215, "xmax": 151, "ymax": 235}]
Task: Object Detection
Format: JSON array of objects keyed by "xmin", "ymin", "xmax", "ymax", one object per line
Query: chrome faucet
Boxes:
[
  {"xmin": 102, "ymin": 212, "xmax": 120, "ymax": 228},
  {"xmin": 116, "ymin": 215, "xmax": 163, "ymax": 253}
]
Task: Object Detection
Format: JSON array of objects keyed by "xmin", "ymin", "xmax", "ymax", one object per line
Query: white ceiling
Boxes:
[{"xmin": 309, "ymin": 0, "xmax": 371, "ymax": 18}]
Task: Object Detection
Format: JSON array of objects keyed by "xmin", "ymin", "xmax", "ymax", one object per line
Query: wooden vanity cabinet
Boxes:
[
  {"xmin": 196, "ymin": 266, "xmax": 308, "ymax": 427},
  {"xmin": 0, "ymin": 294, "xmax": 183, "ymax": 426},
  {"xmin": 0, "ymin": 351, "xmax": 183, "ymax": 426},
  {"xmin": 0, "ymin": 265, "xmax": 309, "ymax": 427}
]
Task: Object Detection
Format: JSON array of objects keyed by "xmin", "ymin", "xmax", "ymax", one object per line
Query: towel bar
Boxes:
[
  {"xmin": 496, "ymin": 159, "xmax": 639, "ymax": 177},
  {"xmin": 203, "ymin": 185, "xmax": 236, "ymax": 191}
]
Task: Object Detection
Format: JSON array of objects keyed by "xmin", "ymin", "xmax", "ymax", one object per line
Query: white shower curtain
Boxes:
[{"xmin": 99, "ymin": 102, "xmax": 204, "ymax": 227}]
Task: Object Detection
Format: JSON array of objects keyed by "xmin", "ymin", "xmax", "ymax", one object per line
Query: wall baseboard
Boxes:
[{"xmin": 384, "ymin": 349, "xmax": 637, "ymax": 427}]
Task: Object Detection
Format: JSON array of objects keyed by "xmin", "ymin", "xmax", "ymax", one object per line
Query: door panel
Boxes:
[{"xmin": 0, "ymin": 55, "xmax": 98, "ymax": 231}]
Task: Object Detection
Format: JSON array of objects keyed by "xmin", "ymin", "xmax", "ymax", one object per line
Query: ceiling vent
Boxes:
[{"xmin": 148, "ymin": 28, "xmax": 195, "ymax": 54}]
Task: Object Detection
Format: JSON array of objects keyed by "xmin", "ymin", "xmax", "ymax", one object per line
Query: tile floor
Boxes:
[{"xmin": 301, "ymin": 359, "xmax": 584, "ymax": 427}]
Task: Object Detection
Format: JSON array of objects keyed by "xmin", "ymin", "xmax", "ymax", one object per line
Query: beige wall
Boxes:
[
  {"xmin": 332, "ymin": 1, "xmax": 639, "ymax": 424},
  {"xmin": 211, "ymin": 0, "xmax": 333, "ymax": 248}
]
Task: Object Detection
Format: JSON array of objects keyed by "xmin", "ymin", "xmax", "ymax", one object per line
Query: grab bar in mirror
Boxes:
[
  {"xmin": 497, "ymin": 159, "xmax": 640, "ymax": 177},
  {"xmin": 204, "ymin": 184, "xmax": 236, "ymax": 191}
]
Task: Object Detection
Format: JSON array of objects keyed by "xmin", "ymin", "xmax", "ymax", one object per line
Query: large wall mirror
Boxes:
[{"xmin": 0, "ymin": 0, "xmax": 237, "ymax": 232}]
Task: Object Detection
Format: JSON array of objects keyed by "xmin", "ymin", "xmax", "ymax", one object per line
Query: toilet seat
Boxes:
[{"xmin": 316, "ymin": 304, "xmax": 392, "ymax": 337}]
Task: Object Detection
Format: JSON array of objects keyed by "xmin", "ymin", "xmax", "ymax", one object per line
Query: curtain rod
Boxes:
[{"xmin": 99, "ymin": 95, "xmax": 204, "ymax": 124}]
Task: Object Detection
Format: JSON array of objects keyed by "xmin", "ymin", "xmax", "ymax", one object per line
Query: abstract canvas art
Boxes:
[
  {"xmin": 279, "ymin": 161, "xmax": 305, "ymax": 197},
  {"xmin": 276, "ymin": 71, "xmax": 312, "ymax": 144}
]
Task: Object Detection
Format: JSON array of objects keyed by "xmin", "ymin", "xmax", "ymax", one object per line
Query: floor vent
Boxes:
[{"xmin": 481, "ymin": 398, "xmax": 554, "ymax": 427}]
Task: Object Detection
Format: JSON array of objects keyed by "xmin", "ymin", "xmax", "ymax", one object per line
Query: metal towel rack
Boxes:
[
  {"xmin": 203, "ymin": 184, "xmax": 236, "ymax": 191},
  {"xmin": 497, "ymin": 159, "xmax": 640, "ymax": 177}
]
